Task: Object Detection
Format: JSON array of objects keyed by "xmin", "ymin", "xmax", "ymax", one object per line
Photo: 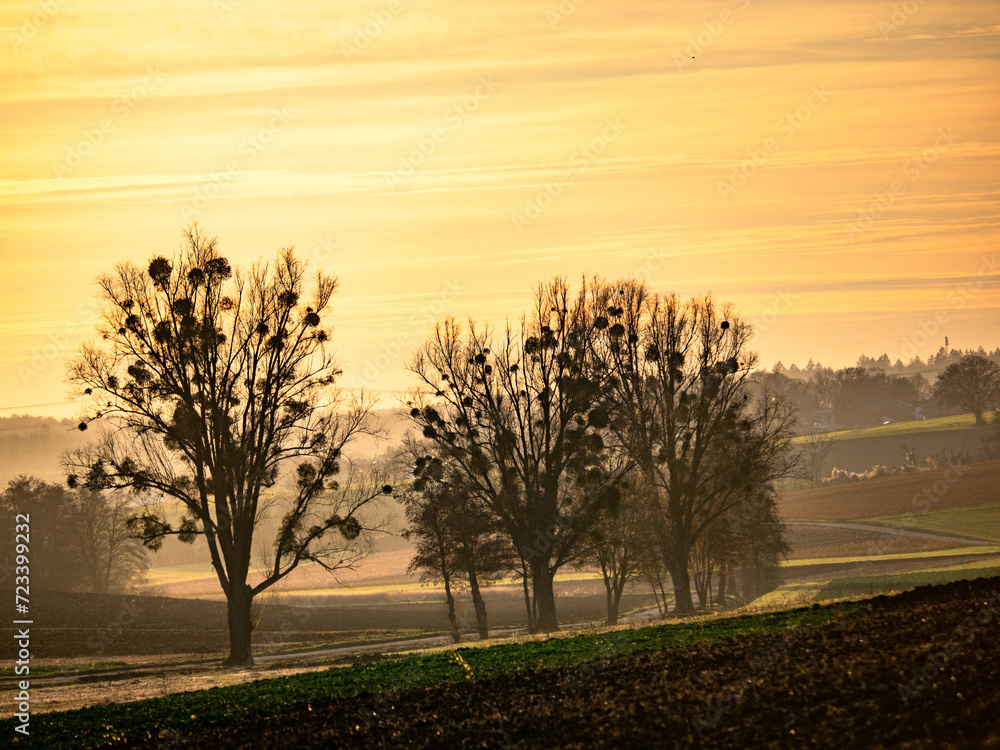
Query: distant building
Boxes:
[{"xmin": 813, "ymin": 408, "xmax": 835, "ymax": 430}]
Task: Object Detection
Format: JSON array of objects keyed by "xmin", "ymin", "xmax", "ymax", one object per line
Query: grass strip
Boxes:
[
  {"xmin": 818, "ymin": 565, "xmax": 1000, "ymax": 600},
  {"xmin": 790, "ymin": 413, "xmax": 977, "ymax": 442},
  {"xmin": 1, "ymin": 599, "xmax": 862, "ymax": 748}
]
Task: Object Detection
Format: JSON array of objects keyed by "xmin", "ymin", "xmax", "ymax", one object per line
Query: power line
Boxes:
[{"xmin": 0, "ymin": 399, "xmax": 80, "ymax": 412}]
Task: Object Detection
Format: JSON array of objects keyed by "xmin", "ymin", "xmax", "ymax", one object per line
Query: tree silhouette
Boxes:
[
  {"xmin": 72, "ymin": 489, "xmax": 149, "ymax": 594},
  {"xmin": 592, "ymin": 287, "xmax": 797, "ymax": 613},
  {"xmin": 1, "ymin": 476, "xmax": 87, "ymax": 591},
  {"xmin": 932, "ymin": 355, "xmax": 1000, "ymax": 426},
  {"xmin": 65, "ymin": 226, "xmax": 390, "ymax": 666},
  {"xmin": 407, "ymin": 277, "xmax": 624, "ymax": 632},
  {"xmin": 401, "ymin": 445, "xmax": 514, "ymax": 640},
  {"xmin": 575, "ymin": 469, "xmax": 655, "ymax": 624},
  {"xmin": 0, "ymin": 477, "xmax": 146, "ymax": 594}
]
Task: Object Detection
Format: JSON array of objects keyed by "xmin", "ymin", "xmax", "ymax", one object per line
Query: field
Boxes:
[
  {"xmin": 866, "ymin": 506, "xmax": 1000, "ymax": 543},
  {"xmin": 801, "ymin": 413, "xmax": 980, "ymax": 442},
  {"xmin": 4, "ymin": 576, "xmax": 998, "ymax": 748},
  {"xmin": 741, "ymin": 458, "xmax": 1000, "ymax": 613},
  {"xmin": 4, "ymin": 442, "xmax": 1000, "ymax": 743},
  {"xmin": 778, "ymin": 458, "xmax": 1000, "ymax": 520},
  {"xmin": 816, "ymin": 558, "xmax": 1000, "ymax": 601}
]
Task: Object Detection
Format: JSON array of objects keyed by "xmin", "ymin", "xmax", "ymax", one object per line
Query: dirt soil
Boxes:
[
  {"xmin": 126, "ymin": 576, "xmax": 1000, "ymax": 749},
  {"xmin": 778, "ymin": 459, "xmax": 1000, "ymax": 520}
]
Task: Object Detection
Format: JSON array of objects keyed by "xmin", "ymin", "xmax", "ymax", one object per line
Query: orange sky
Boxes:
[{"xmin": 1, "ymin": 0, "xmax": 998, "ymax": 418}]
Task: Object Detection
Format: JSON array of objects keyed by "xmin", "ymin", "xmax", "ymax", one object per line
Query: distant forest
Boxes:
[{"xmin": 770, "ymin": 345, "xmax": 1000, "ymax": 378}]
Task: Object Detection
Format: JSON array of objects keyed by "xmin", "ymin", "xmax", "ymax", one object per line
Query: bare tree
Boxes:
[
  {"xmin": 65, "ymin": 227, "xmax": 391, "ymax": 665},
  {"xmin": 0, "ymin": 478, "xmax": 148, "ymax": 594},
  {"xmin": 401, "ymin": 470, "xmax": 463, "ymax": 644},
  {"xmin": 407, "ymin": 277, "xmax": 624, "ymax": 632},
  {"xmin": 401, "ymin": 444, "xmax": 515, "ymax": 640},
  {"xmin": 933, "ymin": 355, "xmax": 1000, "ymax": 426},
  {"xmin": 72, "ymin": 489, "xmax": 149, "ymax": 594},
  {"xmin": 575, "ymin": 469, "xmax": 654, "ymax": 625},
  {"xmin": 1, "ymin": 476, "xmax": 86, "ymax": 591},
  {"xmin": 593, "ymin": 287, "xmax": 798, "ymax": 613},
  {"xmin": 726, "ymin": 488, "xmax": 790, "ymax": 602},
  {"xmin": 799, "ymin": 429, "xmax": 835, "ymax": 484}
]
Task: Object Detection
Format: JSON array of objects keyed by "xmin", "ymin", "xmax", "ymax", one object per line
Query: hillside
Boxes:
[
  {"xmin": 0, "ymin": 415, "xmax": 89, "ymax": 485},
  {"xmin": 778, "ymin": 459, "xmax": 1000, "ymax": 520},
  {"xmin": 811, "ymin": 424, "xmax": 993, "ymax": 475}
]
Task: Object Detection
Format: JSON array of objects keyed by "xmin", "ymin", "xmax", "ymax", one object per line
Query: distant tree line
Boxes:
[
  {"xmin": 0, "ymin": 476, "xmax": 148, "ymax": 594},
  {"xmin": 762, "ymin": 350, "xmax": 1000, "ymax": 429},
  {"xmin": 772, "ymin": 346, "xmax": 1000, "ymax": 378}
]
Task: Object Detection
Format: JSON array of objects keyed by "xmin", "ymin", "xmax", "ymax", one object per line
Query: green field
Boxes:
[
  {"xmin": 754, "ymin": 556, "xmax": 1000, "ymax": 609},
  {"xmin": 783, "ymin": 544, "xmax": 1000, "ymax": 567},
  {"xmin": 794, "ymin": 413, "xmax": 979, "ymax": 443},
  {"xmin": 1, "ymin": 600, "xmax": 865, "ymax": 748},
  {"xmin": 817, "ymin": 558, "xmax": 1000, "ymax": 601},
  {"xmin": 868, "ymin": 505, "xmax": 1000, "ymax": 543}
]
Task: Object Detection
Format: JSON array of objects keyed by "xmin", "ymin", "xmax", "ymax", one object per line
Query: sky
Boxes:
[{"xmin": 1, "ymin": 0, "xmax": 998, "ymax": 419}]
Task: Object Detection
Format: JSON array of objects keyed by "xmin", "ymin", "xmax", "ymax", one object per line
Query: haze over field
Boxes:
[{"xmin": 1, "ymin": 0, "xmax": 999, "ymax": 420}]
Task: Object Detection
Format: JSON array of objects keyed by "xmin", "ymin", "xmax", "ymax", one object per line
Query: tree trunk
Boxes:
[
  {"xmin": 443, "ymin": 575, "xmax": 460, "ymax": 644},
  {"xmin": 531, "ymin": 559, "xmax": 558, "ymax": 632},
  {"xmin": 520, "ymin": 558, "xmax": 535, "ymax": 634},
  {"xmin": 694, "ymin": 570, "xmax": 708, "ymax": 612},
  {"xmin": 466, "ymin": 564, "xmax": 489, "ymax": 640},
  {"xmin": 669, "ymin": 557, "xmax": 694, "ymax": 614},
  {"xmin": 610, "ymin": 579, "xmax": 626, "ymax": 626},
  {"xmin": 657, "ymin": 579, "xmax": 669, "ymax": 618},
  {"xmin": 601, "ymin": 565, "xmax": 622, "ymax": 626},
  {"xmin": 717, "ymin": 570, "xmax": 728, "ymax": 610},
  {"xmin": 650, "ymin": 581, "xmax": 663, "ymax": 615},
  {"xmin": 223, "ymin": 582, "xmax": 254, "ymax": 667},
  {"xmin": 704, "ymin": 563, "xmax": 714, "ymax": 610}
]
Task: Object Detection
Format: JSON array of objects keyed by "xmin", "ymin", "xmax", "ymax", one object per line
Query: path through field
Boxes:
[{"xmin": 787, "ymin": 520, "xmax": 991, "ymax": 546}]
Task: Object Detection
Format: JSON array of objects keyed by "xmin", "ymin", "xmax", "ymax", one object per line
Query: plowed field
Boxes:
[
  {"xmin": 128, "ymin": 576, "xmax": 1000, "ymax": 749},
  {"xmin": 779, "ymin": 460, "xmax": 1000, "ymax": 520}
]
